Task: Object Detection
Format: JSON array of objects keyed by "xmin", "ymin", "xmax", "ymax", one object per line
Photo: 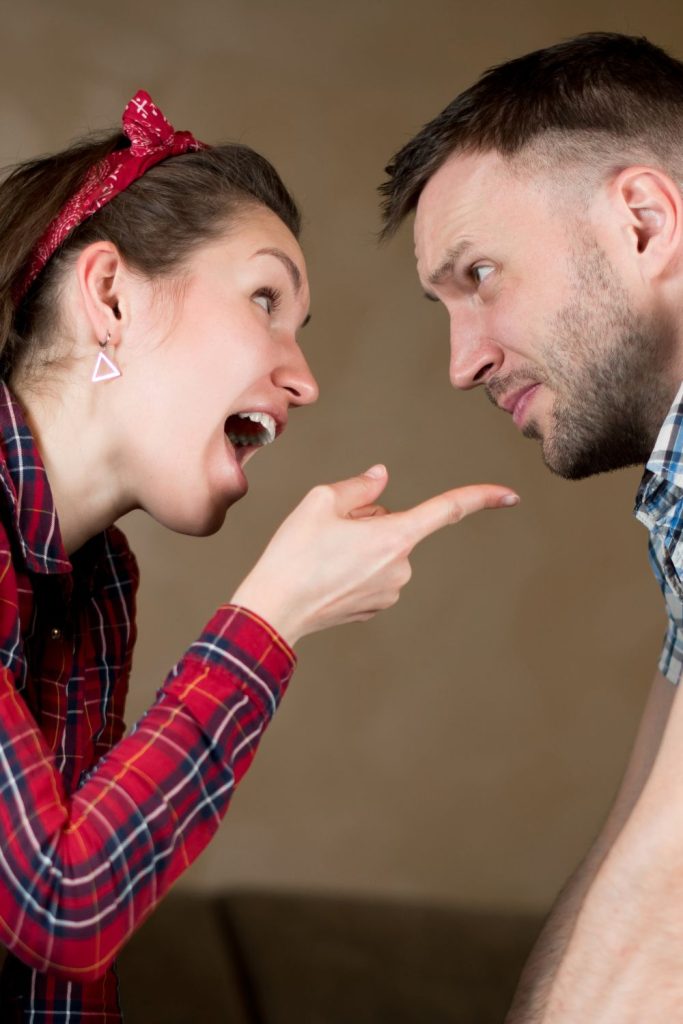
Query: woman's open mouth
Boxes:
[{"xmin": 224, "ymin": 411, "xmax": 278, "ymax": 465}]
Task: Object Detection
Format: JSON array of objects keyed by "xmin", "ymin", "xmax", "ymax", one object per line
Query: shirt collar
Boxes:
[
  {"xmin": 643, "ymin": 381, "xmax": 683, "ymax": 489},
  {"xmin": 0, "ymin": 382, "xmax": 71, "ymax": 575}
]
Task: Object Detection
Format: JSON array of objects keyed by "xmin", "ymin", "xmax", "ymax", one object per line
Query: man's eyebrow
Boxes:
[
  {"xmin": 253, "ymin": 247, "xmax": 302, "ymax": 294},
  {"xmin": 423, "ymin": 239, "xmax": 475, "ymax": 299}
]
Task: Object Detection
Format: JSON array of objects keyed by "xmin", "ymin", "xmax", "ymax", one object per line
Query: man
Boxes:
[{"xmin": 379, "ymin": 32, "xmax": 683, "ymax": 1023}]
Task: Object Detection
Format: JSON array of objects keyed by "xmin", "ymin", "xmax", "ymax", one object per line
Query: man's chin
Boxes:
[
  {"xmin": 521, "ymin": 421, "xmax": 542, "ymax": 442},
  {"xmin": 540, "ymin": 436, "xmax": 646, "ymax": 481},
  {"xmin": 542, "ymin": 451, "xmax": 594, "ymax": 480},
  {"xmin": 537, "ymin": 432, "xmax": 595, "ymax": 479}
]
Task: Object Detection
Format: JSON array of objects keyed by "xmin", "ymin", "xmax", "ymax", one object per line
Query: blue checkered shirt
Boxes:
[{"xmin": 635, "ymin": 382, "xmax": 683, "ymax": 683}]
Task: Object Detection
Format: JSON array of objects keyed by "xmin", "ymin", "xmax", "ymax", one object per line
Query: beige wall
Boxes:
[{"xmin": 1, "ymin": 0, "xmax": 678, "ymax": 912}]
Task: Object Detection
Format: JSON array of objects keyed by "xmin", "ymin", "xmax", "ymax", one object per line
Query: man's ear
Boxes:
[
  {"xmin": 74, "ymin": 242, "xmax": 127, "ymax": 344},
  {"xmin": 612, "ymin": 166, "xmax": 682, "ymax": 279}
]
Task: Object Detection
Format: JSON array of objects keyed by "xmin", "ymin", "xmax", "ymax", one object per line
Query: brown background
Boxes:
[{"xmin": 0, "ymin": 0, "xmax": 678, "ymax": 914}]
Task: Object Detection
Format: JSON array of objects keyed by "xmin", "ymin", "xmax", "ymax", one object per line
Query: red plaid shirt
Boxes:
[{"xmin": 0, "ymin": 383, "xmax": 295, "ymax": 1021}]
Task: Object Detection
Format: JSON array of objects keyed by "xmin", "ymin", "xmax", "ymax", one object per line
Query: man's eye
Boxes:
[{"xmin": 471, "ymin": 265, "xmax": 494, "ymax": 286}]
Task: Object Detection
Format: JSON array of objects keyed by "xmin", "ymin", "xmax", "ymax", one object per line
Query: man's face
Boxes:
[{"xmin": 413, "ymin": 150, "xmax": 676, "ymax": 479}]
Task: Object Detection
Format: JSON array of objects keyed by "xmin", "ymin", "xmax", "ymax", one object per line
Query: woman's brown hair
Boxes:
[{"xmin": 0, "ymin": 129, "xmax": 301, "ymax": 379}]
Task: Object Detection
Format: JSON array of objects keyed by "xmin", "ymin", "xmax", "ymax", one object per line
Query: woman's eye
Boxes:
[
  {"xmin": 253, "ymin": 287, "xmax": 281, "ymax": 316},
  {"xmin": 471, "ymin": 264, "xmax": 494, "ymax": 286}
]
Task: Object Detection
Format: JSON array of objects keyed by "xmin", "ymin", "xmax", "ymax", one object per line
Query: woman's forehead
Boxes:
[{"xmin": 201, "ymin": 206, "xmax": 306, "ymax": 273}]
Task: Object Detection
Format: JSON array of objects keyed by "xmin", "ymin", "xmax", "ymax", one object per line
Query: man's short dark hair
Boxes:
[{"xmin": 379, "ymin": 32, "xmax": 683, "ymax": 239}]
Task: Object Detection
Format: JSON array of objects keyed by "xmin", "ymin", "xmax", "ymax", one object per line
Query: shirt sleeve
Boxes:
[{"xmin": 0, "ymin": 540, "xmax": 295, "ymax": 982}]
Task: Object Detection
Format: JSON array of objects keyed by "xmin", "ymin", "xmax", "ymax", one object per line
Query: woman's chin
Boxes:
[{"xmin": 144, "ymin": 483, "xmax": 249, "ymax": 537}]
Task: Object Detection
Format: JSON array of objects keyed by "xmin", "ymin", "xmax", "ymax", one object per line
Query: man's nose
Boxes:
[
  {"xmin": 274, "ymin": 345, "xmax": 320, "ymax": 406},
  {"xmin": 449, "ymin": 321, "xmax": 504, "ymax": 391}
]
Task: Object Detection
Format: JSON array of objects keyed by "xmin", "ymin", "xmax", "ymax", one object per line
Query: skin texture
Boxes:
[
  {"xmin": 14, "ymin": 204, "xmax": 518, "ymax": 646},
  {"xmin": 412, "ymin": 147, "xmax": 683, "ymax": 1021}
]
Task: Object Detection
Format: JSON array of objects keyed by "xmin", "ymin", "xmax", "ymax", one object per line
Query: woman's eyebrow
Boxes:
[{"xmin": 253, "ymin": 247, "xmax": 302, "ymax": 293}]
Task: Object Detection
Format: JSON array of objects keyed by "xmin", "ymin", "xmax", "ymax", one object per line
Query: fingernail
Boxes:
[
  {"xmin": 500, "ymin": 493, "xmax": 520, "ymax": 507},
  {"xmin": 364, "ymin": 465, "xmax": 386, "ymax": 479}
]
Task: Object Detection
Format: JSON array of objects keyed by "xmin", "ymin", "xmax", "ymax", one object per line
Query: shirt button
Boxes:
[{"xmin": 50, "ymin": 627, "xmax": 62, "ymax": 640}]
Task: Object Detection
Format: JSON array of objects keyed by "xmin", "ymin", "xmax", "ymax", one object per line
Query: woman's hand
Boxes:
[{"xmin": 230, "ymin": 465, "xmax": 519, "ymax": 646}]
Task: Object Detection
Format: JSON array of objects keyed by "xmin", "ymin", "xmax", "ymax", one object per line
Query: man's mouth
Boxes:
[
  {"xmin": 224, "ymin": 410, "xmax": 277, "ymax": 448},
  {"xmin": 499, "ymin": 384, "xmax": 541, "ymax": 428},
  {"xmin": 512, "ymin": 385, "xmax": 541, "ymax": 427}
]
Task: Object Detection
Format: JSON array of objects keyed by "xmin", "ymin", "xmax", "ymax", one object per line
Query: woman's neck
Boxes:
[{"xmin": 13, "ymin": 376, "xmax": 133, "ymax": 556}]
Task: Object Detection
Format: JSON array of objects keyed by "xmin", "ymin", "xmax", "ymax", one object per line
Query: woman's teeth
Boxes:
[{"xmin": 225, "ymin": 411, "xmax": 277, "ymax": 447}]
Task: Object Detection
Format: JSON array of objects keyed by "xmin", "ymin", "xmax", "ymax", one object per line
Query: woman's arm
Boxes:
[
  {"xmin": 0, "ymin": 469, "xmax": 516, "ymax": 983},
  {"xmin": 0, "ymin": 595, "xmax": 292, "ymax": 983}
]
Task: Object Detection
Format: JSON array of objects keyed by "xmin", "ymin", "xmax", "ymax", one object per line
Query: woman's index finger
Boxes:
[{"xmin": 392, "ymin": 484, "xmax": 520, "ymax": 546}]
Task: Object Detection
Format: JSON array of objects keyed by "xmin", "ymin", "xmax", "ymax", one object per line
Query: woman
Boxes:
[{"xmin": 0, "ymin": 91, "xmax": 517, "ymax": 1021}]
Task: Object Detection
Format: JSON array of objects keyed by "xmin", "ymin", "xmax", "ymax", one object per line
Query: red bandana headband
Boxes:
[{"xmin": 15, "ymin": 90, "xmax": 207, "ymax": 302}]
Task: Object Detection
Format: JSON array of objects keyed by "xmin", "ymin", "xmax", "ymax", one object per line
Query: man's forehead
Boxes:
[
  {"xmin": 413, "ymin": 153, "xmax": 499, "ymax": 277},
  {"xmin": 423, "ymin": 148, "xmax": 506, "ymax": 199},
  {"xmin": 413, "ymin": 149, "xmax": 548, "ymax": 276}
]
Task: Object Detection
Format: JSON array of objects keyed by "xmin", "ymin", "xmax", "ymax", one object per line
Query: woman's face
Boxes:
[{"xmin": 116, "ymin": 205, "xmax": 317, "ymax": 535}]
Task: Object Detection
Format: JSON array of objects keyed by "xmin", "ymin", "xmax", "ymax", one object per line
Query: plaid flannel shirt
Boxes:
[
  {"xmin": 635, "ymin": 381, "xmax": 683, "ymax": 684},
  {"xmin": 0, "ymin": 383, "xmax": 295, "ymax": 1021}
]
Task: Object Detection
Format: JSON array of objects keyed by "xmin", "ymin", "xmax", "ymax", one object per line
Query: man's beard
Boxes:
[{"xmin": 489, "ymin": 241, "xmax": 678, "ymax": 481}]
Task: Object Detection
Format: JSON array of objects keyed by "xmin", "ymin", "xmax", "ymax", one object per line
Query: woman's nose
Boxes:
[{"xmin": 275, "ymin": 347, "xmax": 320, "ymax": 406}]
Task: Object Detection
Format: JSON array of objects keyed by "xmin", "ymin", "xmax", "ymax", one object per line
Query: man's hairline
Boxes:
[{"xmin": 396, "ymin": 132, "xmax": 683, "ymax": 240}]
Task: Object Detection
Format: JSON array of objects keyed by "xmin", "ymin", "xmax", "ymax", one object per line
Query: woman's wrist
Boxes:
[{"xmin": 229, "ymin": 583, "xmax": 304, "ymax": 647}]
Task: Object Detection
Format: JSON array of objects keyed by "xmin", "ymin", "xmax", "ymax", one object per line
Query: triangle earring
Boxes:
[{"xmin": 92, "ymin": 331, "xmax": 121, "ymax": 383}]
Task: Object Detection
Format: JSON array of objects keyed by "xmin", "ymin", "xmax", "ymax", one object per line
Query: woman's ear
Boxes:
[
  {"xmin": 612, "ymin": 166, "xmax": 682, "ymax": 279},
  {"xmin": 74, "ymin": 242, "xmax": 127, "ymax": 342}
]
